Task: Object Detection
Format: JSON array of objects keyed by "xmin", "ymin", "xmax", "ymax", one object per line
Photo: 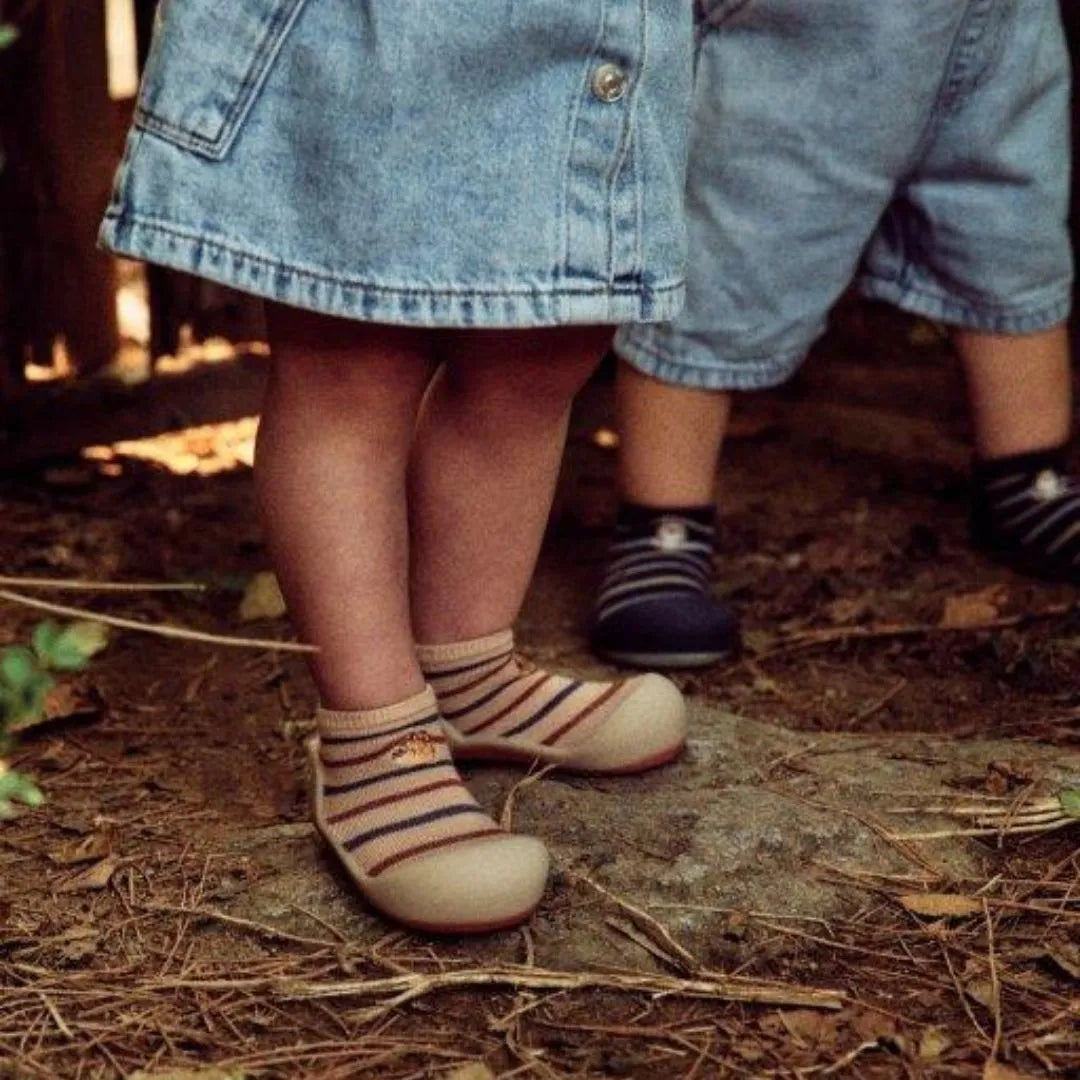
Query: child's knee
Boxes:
[{"xmin": 445, "ymin": 326, "xmax": 610, "ymax": 416}]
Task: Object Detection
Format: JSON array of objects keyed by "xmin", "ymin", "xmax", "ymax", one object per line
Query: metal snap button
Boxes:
[{"xmin": 592, "ymin": 62, "xmax": 628, "ymax": 103}]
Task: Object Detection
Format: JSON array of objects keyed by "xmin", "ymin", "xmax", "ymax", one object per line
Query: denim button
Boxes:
[{"xmin": 591, "ymin": 62, "xmax": 628, "ymax": 103}]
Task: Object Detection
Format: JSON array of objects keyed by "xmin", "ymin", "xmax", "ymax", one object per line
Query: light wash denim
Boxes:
[
  {"xmin": 619, "ymin": 0, "xmax": 1074, "ymax": 390},
  {"xmin": 100, "ymin": 0, "xmax": 694, "ymax": 327}
]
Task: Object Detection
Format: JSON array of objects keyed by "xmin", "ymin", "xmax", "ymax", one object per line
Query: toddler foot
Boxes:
[
  {"xmin": 589, "ymin": 503, "xmax": 740, "ymax": 668},
  {"xmin": 970, "ymin": 446, "xmax": 1080, "ymax": 582},
  {"xmin": 418, "ymin": 630, "xmax": 686, "ymax": 774},
  {"xmin": 308, "ymin": 686, "xmax": 548, "ymax": 933}
]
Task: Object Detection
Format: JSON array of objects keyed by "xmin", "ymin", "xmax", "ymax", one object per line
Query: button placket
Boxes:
[{"xmin": 560, "ymin": 0, "xmax": 695, "ymax": 318}]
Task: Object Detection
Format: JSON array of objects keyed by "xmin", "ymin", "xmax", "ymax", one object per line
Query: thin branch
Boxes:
[
  {"xmin": 985, "ymin": 899, "xmax": 1003, "ymax": 1064},
  {"xmin": 277, "ymin": 963, "xmax": 846, "ymax": 1013},
  {"xmin": 755, "ymin": 602, "xmax": 1075, "ymax": 660},
  {"xmin": 0, "ymin": 589, "xmax": 317, "ymax": 654},
  {"xmin": 0, "ymin": 576, "xmax": 205, "ymax": 593}
]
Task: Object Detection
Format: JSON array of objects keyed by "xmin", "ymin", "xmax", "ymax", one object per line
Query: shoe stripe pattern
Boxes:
[
  {"xmin": 594, "ymin": 514, "xmax": 715, "ymax": 623},
  {"xmin": 419, "ymin": 631, "xmax": 631, "ymax": 751},
  {"xmin": 317, "ymin": 690, "xmax": 503, "ymax": 877},
  {"xmin": 979, "ymin": 468, "xmax": 1080, "ymax": 567}
]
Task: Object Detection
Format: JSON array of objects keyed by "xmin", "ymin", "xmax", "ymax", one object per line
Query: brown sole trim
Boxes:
[{"xmin": 393, "ymin": 907, "xmax": 539, "ymax": 936}]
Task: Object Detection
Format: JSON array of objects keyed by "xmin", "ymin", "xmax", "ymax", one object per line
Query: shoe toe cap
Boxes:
[
  {"xmin": 567, "ymin": 673, "xmax": 687, "ymax": 773},
  {"xmin": 364, "ymin": 833, "xmax": 549, "ymax": 933},
  {"xmin": 591, "ymin": 594, "xmax": 739, "ymax": 657}
]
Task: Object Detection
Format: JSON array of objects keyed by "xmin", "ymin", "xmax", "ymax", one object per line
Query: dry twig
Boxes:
[
  {"xmin": 0, "ymin": 576, "xmax": 205, "ymax": 592},
  {"xmin": 0, "ymin": 589, "xmax": 317, "ymax": 653},
  {"xmin": 279, "ymin": 963, "xmax": 846, "ymax": 1015}
]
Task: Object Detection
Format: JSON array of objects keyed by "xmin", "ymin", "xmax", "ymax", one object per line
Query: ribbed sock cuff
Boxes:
[
  {"xmin": 316, "ymin": 684, "xmax": 436, "ymax": 736},
  {"xmin": 972, "ymin": 443, "xmax": 1070, "ymax": 484},
  {"xmin": 616, "ymin": 501, "xmax": 716, "ymax": 530},
  {"xmin": 415, "ymin": 629, "xmax": 514, "ymax": 668}
]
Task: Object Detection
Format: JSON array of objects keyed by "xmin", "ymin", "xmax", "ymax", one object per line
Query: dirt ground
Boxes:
[{"xmin": 1, "ymin": 301, "xmax": 1078, "ymax": 1079}]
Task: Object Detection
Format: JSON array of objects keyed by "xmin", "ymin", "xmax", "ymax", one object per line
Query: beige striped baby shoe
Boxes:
[
  {"xmin": 307, "ymin": 685, "xmax": 548, "ymax": 933},
  {"xmin": 418, "ymin": 630, "xmax": 687, "ymax": 774}
]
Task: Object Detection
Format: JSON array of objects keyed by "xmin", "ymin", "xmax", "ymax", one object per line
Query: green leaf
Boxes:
[
  {"xmin": 36, "ymin": 621, "xmax": 110, "ymax": 671},
  {"xmin": 1060, "ymin": 788, "xmax": 1080, "ymax": 820},
  {"xmin": 5, "ymin": 671, "xmax": 54, "ymax": 726},
  {"xmin": 0, "ymin": 646, "xmax": 39, "ymax": 691},
  {"xmin": 31, "ymin": 620, "xmax": 62, "ymax": 663},
  {"xmin": 0, "ymin": 24, "xmax": 19, "ymax": 50},
  {"xmin": 14, "ymin": 672, "xmax": 54, "ymax": 726},
  {"xmin": 0, "ymin": 767, "xmax": 44, "ymax": 819}
]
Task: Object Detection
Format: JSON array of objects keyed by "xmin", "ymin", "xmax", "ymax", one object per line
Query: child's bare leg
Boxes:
[
  {"xmin": 410, "ymin": 330, "xmax": 687, "ymax": 775},
  {"xmin": 255, "ymin": 305, "xmax": 548, "ymax": 934},
  {"xmin": 256, "ymin": 305, "xmax": 436, "ymax": 709},
  {"xmin": 956, "ymin": 323, "xmax": 1080, "ymax": 579},
  {"xmin": 954, "ymin": 324, "xmax": 1071, "ymax": 459},
  {"xmin": 588, "ymin": 358, "xmax": 740, "ymax": 668},
  {"xmin": 409, "ymin": 326, "xmax": 611, "ymax": 643},
  {"xmin": 616, "ymin": 362, "xmax": 732, "ymax": 506}
]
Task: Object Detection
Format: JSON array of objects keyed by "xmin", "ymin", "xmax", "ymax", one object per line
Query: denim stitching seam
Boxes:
[
  {"xmin": 105, "ymin": 214, "xmax": 686, "ymax": 301},
  {"xmin": 135, "ymin": 0, "xmax": 308, "ymax": 158}
]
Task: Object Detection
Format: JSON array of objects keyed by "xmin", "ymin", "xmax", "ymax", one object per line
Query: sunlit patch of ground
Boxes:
[{"xmin": 84, "ymin": 417, "xmax": 259, "ymax": 477}]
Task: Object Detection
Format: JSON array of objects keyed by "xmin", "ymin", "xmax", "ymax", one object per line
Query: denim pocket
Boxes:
[{"xmin": 134, "ymin": 0, "xmax": 308, "ymax": 160}]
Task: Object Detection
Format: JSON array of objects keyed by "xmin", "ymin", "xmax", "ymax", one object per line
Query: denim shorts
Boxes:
[
  {"xmin": 100, "ymin": 0, "xmax": 693, "ymax": 328},
  {"xmin": 617, "ymin": 0, "xmax": 1074, "ymax": 390}
]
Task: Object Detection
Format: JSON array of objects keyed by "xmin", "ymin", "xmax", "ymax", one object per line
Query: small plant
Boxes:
[{"xmin": 0, "ymin": 619, "xmax": 109, "ymax": 817}]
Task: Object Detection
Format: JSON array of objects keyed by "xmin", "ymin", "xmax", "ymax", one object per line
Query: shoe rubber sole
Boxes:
[{"xmin": 593, "ymin": 647, "xmax": 736, "ymax": 670}]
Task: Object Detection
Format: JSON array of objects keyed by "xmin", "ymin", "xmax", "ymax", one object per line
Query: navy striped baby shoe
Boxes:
[
  {"xmin": 589, "ymin": 504, "xmax": 740, "ymax": 668},
  {"xmin": 970, "ymin": 445, "xmax": 1080, "ymax": 582}
]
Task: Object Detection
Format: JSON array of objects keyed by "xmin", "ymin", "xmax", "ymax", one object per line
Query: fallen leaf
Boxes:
[
  {"xmin": 778, "ymin": 1009, "xmax": 836, "ymax": 1046},
  {"xmin": 9, "ymin": 679, "xmax": 106, "ymax": 735},
  {"xmin": 57, "ymin": 855, "xmax": 119, "ymax": 893},
  {"xmin": 445, "ymin": 1066, "xmax": 496, "ymax": 1080},
  {"xmin": 918, "ymin": 1027, "xmax": 951, "ymax": 1061},
  {"xmin": 899, "ymin": 893, "xmax": 983, "ymax": 918},
  {"xmin": 44, "ymin": 680, "xmax": 104, "ymax": 722},
  {"xmin": 939, "ymin": 585, "xmax": 1008, "ymax": 629},
  {"xmin": 48, "ymin": 832, "xmax": 111, "ymax": 866},
  {"xmin": 238, "ymin": 572, "xmax": 286, "ymax": 621},
  {"xmin": 964, "ymin": 978, "xmax": 996, "ymax": 1011}
]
